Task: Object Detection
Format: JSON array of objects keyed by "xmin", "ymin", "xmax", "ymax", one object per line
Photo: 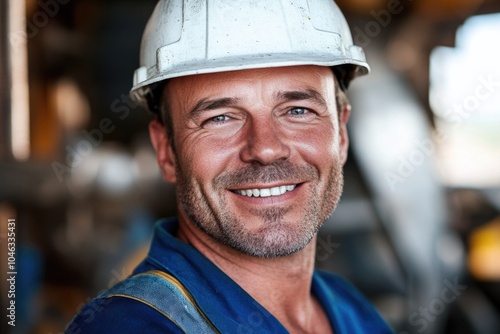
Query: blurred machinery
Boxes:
[
  {"xmin": 1, "ymin": 1, "xmax": 500, "ymax": 334},
  {"xmin": 318, "ymin": 49, "xmax": 500, "ymax": 333}
]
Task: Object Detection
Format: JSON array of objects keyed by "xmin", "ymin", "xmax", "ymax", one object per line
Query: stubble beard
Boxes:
[{"xmin": 176, "ymin": 159, "xmax": 344, "ymax": 258}]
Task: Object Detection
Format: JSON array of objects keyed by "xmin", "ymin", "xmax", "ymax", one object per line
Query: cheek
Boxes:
[
  {"xmin": 290, "ymin": 121, "xmax": 340, "ymax": 164},
  {"xmin": 177, "ymin": 132, "xmax": 242, "ymax": 180}
]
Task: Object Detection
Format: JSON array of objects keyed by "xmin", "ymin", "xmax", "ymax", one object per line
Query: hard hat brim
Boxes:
[{"xmin": 130, "ymin": 53, "xmax": 369, "ymax": 109}]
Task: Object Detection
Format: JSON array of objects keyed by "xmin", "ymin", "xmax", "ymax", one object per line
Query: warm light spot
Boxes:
[
  {"xmin": 9, "ymin": 0, "xmax": 31, "ymax": 160},
  {"xmin": 468, "ymin": 219, "xmax": 500, "ymax": 280},
  {"xmin": 55, "ymin": 79, "xmax": 91, "ymax": 131}
]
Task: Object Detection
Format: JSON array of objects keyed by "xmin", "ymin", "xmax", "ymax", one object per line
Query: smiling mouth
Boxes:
[{"xmin": 231, "ymin": 184, "xmax": 298, "ymax": 198}]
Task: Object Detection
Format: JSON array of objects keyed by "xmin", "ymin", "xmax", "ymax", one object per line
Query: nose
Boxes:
[{"xmin": 239, "ymin": 117, "xmax": 291, "ymax": 165}]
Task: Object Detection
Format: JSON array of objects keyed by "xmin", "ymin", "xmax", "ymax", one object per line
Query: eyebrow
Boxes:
[
  {"xmin": 188, "ymin": 97, "xmax": 240, "ymax": 119},
  {"xmin": 187, "ymin": 88, "xmax": 327, "ymax": 119},
  {"xmin": 276, "ymin": 89, "xmax": 327, "ymax": 106}
]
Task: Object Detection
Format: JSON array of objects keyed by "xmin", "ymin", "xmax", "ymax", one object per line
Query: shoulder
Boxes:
[
  {"xmin": 66, "ymin": 295, "xmax": 184, "ymax": 334},
  {"xmin": 66, "ymin": 271, "xmax": 187, "ymax": 334}
]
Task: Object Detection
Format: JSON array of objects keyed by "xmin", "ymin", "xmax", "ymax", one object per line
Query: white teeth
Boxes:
[
  {"xmin": 235, "ymin": 184, "xmax": 297, "ymax": 197},
  {"xmin": 270, "ymin": 187, "xmax": 280, "ymax": 196},
  {"xmin": 260, "ymin": 189, "xmax": 271, "ymax": 197}
]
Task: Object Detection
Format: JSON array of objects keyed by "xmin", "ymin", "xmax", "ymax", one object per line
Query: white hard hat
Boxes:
[{"xmin": 131, "ymin": 0, "xmax": 370, "ymax": 112}]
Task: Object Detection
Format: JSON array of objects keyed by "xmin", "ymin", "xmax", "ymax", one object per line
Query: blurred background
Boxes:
[{"xmin": 1, "ymin": 0, "xmax": 500, "ymax": 333}]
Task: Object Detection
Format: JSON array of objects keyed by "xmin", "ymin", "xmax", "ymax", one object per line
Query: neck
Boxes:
[{"xmin": 176, "ymin": 216, "xmax": 329, "ymax": 333}]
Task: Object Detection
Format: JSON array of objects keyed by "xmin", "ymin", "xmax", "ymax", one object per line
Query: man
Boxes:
[{"xmin": 68, "ymin": 0, "xmax": 393, "ymax": 333}]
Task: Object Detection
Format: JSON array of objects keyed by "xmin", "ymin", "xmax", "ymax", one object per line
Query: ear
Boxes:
[
  {"xmin": 339, "ymin": 103, "xmax": 351, "ymax": 165},
  {"xmin": 149, "ymin": 119, "xmax": 177, "ymax": 183}
]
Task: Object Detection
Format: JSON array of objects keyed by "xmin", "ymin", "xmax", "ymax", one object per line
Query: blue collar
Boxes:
[
  {"xmin": 135, "ymin": 218, "xmax": 388, "ymax": 333},
  {"xmin": 139, "ymin": 218, "xmax": 288, "ymax": 333}
]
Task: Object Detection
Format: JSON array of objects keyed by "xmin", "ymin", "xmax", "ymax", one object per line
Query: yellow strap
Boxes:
[{"xmin": 139, "ymin": 270, "xmax": 220, "ymax": 333}]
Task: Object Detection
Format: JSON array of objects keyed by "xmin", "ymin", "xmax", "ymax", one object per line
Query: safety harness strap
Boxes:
[{"xmin": 99, "ymin": 270, "xmax": 219, "ymax": 333}]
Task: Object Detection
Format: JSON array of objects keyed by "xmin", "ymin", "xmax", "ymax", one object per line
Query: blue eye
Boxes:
[
  {"xmin": 202, "ymin": 114, "xmax": 232, "ymax": 127},
  {"xmin": 288, "ymin": 108, "xmax": 309, "ymax": 116},
  {"xmin": 210, "ymin": 115, "xmax": 228, "ymax": 122}
]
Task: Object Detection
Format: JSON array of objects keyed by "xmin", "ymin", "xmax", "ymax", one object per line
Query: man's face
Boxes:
[{"xmin": 150, "ymin": 65, "xmax": 350, "ymax": 258}]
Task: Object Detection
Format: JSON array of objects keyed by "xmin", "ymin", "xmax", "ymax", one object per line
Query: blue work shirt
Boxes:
[{"xmin": 68, "ymin": 218, "xmax": 394, "ymax": 333}]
